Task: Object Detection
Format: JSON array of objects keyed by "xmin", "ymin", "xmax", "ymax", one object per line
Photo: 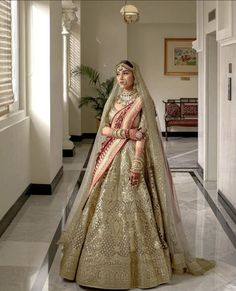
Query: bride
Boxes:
[{"xmin": 58, "ymin": 60, "xmax": 214, "ymax": 289}]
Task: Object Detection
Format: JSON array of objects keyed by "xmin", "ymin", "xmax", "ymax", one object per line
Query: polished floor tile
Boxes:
[
  {"xmin": 41, "ymin": 171, "xmax": 236, "ymax": 291},
  {"xmin": 0, "ymin": 266, "xmax": 38, "ymax": 291},
  {"xmin": 0, "ymin": 241, "xmax": 49, "ymax": 267},
  {"xmin": 165, "ymin": 137, "xmax": 198, "ymax": 169},
  {"xmin": 1, "ymin": 138, "xmax": 236, "ymax": 291}
]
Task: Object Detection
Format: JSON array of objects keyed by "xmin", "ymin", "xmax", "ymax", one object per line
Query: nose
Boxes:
[{"xmin": 119, "ymin": 72, "xmax": 124, "ymax": 80}]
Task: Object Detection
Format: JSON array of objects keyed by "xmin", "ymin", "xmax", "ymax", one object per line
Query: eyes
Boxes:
[{"xmin": 116, "ymin": 70, "xmax": 130, "ymax": 76}]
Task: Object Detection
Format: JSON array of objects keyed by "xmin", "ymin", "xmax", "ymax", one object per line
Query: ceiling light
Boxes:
[{"xmin": 120, "ymin": 4, "xmax": 139, "ymax": 24}]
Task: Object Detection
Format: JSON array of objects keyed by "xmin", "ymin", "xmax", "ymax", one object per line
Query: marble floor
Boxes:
[{"xmin": 0, "ymin": 137, "xmax": 236, "ymax": 291}]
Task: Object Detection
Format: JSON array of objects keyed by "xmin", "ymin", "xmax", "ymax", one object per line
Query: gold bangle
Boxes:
[{"xmin": 131, "ymin": 158, "xmax": 144, "ymax": 173}]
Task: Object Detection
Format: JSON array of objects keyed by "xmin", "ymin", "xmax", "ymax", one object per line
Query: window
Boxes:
[{"xmin": 0, "ymin": 0, "xmax": 18, "ymax": 117}]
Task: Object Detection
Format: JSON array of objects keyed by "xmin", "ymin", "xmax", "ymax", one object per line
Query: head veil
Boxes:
[{"xmin": 61, "ymin": 61, "xmax": 214, "ymax": 275}]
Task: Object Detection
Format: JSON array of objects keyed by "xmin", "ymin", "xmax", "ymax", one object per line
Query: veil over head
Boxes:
[{"xmin": 60, "ymin": 61, "xmax": 214, "ymax": 275}]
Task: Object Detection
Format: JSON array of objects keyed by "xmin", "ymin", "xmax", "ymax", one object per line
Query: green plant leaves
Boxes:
[{"xmin": 73, "ymin": 64, "xmax": 115, "ymax": 119}]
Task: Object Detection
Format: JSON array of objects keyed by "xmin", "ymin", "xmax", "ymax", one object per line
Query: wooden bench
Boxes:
[{"xmin": 163, "ymin": 98, "xmax": 198, "ymax": 141}]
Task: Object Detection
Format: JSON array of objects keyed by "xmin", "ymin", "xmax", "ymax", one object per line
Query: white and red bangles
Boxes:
[
  {"xmin": 111, "ymin": 128, "xmax": 129, "ymax": 139},
  {"xmin": 111, "ymin": 128, "xmax": 146, "ymax": 140}
]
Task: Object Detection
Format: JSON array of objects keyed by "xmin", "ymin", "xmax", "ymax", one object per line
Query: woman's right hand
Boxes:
[{"xmin": 129, "ymin": 128, "xmax": 146, "ymax": 141}]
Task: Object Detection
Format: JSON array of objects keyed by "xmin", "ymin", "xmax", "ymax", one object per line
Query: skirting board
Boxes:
[
  {"xmin": 63, "ymin": 147, "xmax": 76, "ymax": 157},
  {"xmin": 70, "ymin": 133, "xmax": 97, "ymax": 142},
  {"xmin": 29, "ymin": 166, "xmax": 63, "ymax": 195},
  {"xmin": 72, "ymin": 132, "xmax": 197, "ymax": 141},
  {"xmin": 0, "ymin": 166, "xmax": 63, "ymax": 238},
  {"xmin": 161, "ymin": 131, "xmax": 198, "ymax": 137},
  {"xmin": 197, "ymin": 163, "xmax": 204, "ymax": 179},
  {"xmin": 0, "ymin": 185, "xmax": 31, "ymax": 238},
  {"xmin": 218, "ymin": 189, "xmax": 236, "ymax": 224}
]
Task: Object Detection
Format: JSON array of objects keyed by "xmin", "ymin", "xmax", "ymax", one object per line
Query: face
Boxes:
[{"xmin": 116, "ymin": 66, "xmax": 134, "ymax": 90}]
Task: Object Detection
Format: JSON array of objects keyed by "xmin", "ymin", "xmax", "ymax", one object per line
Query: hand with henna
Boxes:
[
  {"xmin": 128, "ymin": 127, "xmax": 147, "ymax": 141},
  {"xmin": 128, "ymin": 170, "xmax": 141, "ymax": 186}
]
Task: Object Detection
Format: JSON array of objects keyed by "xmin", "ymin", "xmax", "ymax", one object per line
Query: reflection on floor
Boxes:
[
  {"xmin": 165, "ymin": 137, "xmax": 198, "ymax": 169},
  {"xmin": 0, "ymin": 137, "xmax": 236, "ymax": 291}
]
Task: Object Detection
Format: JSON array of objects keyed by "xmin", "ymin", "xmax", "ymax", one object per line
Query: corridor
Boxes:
[{"xmin": 0, "ymin": 138, "xmax": 235, "ymax": 291}]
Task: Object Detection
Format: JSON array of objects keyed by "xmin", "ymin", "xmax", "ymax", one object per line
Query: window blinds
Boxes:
[{"xmin": 0, "ymin": 0, "xmax": 14, "ymax": 107}]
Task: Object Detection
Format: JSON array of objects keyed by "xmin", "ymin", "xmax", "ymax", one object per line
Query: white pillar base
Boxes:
[
  {"xmin": 63, "ymin": 139, "xmax": 74, "ymax": 150},
  {"xmin": 63, "ymin": 139, "xmax": 75, "ymax": 157}
]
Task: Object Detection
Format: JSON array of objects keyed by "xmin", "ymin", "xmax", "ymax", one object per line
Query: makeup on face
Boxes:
[{"xmin": 116, "ymin": 66, "xmax": 134, "ymax": 91}]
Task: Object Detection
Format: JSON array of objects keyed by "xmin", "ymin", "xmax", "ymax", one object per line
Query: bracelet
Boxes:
[
  {"xmin": 112, "ymin": 129, "xmax": 128, "ymax": 139},
  {"xmin": 130, "ymin": 157, "xmax": 144, "ymax": 173}
]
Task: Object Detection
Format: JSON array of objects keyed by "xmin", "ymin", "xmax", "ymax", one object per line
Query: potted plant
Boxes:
[{"xmin": 72, "ymin": 64, "xmax": 115, "ymax": 121}]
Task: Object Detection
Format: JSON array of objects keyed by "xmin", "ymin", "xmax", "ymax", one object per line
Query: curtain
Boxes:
[{"xmin": 0, "ymin": 0, "xmax": 14, "ymax": 108}]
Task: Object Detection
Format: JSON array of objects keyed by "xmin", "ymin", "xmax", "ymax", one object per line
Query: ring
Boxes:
[{"xmin": 135, "ymin": 131, "xmax": 143, "ymax": 140}]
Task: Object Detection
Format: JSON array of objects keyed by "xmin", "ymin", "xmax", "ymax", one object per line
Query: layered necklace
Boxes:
[{"xmin": 117, "ymin": 88, "xmax": 137, "ymax": 106}]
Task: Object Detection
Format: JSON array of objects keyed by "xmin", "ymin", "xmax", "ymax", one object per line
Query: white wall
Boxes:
[
  {"xmin": 69, "ymin": 1, "xmax": 82, "ymax": 136},
  {"xmin": 196, "ymin": 0, "xmax": 236, "ymax": 209},
  {"xmin": 28, "ymin": 0, "xmax": 63, "ymax": 184},
  {"xmin": 0, "ymin": 0, "xmax": 63, "ymax": 221},
  {"xmin": 197, "ymin": 51, "xmax": 204, "ymax": 168},
  {"xmin": 131, "ymin": 1, "xmax": 196, "ymax": 24},
  {"xmin": 80, "ymin": 1, "xmax": 127, "ymax": 133},
  {"xmin": 197, "ymin": 1, "xmax": 217, "ymax": 170},
  {"xmin": 50, "ymin": 2, "xmax": 63, "ymax": 179},
  {"xmin": 0, "ymin": 117, "xmax": 30, "ymax": 220},
  {"xmin": 78, "ymin": 0, "xmax": 196, "ymax": 133},
  {"xmin": 0, "ymin": 0, "xmax": 31, "ymax": 221},
  {"xmin": 218, "ymin": 44, "xmax": 236, "ymax": 209},
  {"xmin": 128, "ymin": 23, "xmax": 197, "ymax": 131}
]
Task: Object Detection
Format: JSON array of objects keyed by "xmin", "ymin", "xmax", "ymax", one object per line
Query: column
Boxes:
[{"xmin": 62, "ymin": 1, "xmax": 78, "ymax": 156}]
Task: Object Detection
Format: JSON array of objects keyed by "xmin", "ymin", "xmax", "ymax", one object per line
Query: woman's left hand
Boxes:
[{"xmin": 128, "ymin": 170, "xmax": 140, "ymax": 186}]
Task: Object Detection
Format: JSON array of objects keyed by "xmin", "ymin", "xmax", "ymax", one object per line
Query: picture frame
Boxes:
[{"xmin": 164, "ymin": 38, "xmax": 198, "ymax": 76}]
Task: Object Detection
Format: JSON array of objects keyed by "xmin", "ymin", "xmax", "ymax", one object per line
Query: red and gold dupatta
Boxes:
[{"xmin": 88, "ymin": 97, "xmax": 142, "ymax": 194}]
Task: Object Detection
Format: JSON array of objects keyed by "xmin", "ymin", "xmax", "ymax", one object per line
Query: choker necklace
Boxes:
[{"xmin": 117, "ymin": 89, "xmax": 137, "ymax": 106}]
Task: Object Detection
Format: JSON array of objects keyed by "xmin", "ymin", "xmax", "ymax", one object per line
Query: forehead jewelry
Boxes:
[
  {"xmin": 116, "ymin": 65, "xmax": 128, "ymax": 73},
  {"xmin": 116, "ymin": 63, "xmax": 134, "ymax": 72}
]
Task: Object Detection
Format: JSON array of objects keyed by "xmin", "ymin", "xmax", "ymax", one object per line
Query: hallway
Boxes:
[{"xmin": 0, "ymin": 138, "xmax": 235, "ymax": 291}]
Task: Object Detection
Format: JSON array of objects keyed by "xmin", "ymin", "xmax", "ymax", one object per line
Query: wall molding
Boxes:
[
  {"xmin": 192, "ymin": 0, "xmax": 204, "ymax": 52},
  {"xmin": 218, "ymin": 189, "xmax": 236, "ymax": 224},
  {"xmin": 216, "ymin": 0, "xmax": 236, "ymax": 46}
]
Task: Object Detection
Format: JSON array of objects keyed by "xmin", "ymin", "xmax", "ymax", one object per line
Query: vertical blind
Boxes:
[{"xmin": 0, "ymin": 0, "xmax": 14, "ymax": 107}]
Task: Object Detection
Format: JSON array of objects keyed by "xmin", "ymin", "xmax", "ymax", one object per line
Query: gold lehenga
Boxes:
[{"xmin": 58, "ymin": 62, "xmax": 215, "ymax": 289}]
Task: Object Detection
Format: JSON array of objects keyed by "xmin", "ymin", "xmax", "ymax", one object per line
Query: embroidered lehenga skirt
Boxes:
[
  {"xmin": 59, "ymin": 96, "xmax": 214, "ymax": 289},
  {"xmin": 59, "ymin": 139, "xmax": 173, "ymax": 289}
]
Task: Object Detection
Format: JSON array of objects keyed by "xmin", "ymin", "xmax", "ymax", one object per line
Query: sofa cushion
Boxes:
[{"xmin": 166, "ymin": 103, "xmax": 181, "ymax": 117}]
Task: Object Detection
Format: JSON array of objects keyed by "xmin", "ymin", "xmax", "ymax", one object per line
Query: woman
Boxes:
[{"xmin": 58, "ymin": 60, "xmax": 214, "ymax": 289}]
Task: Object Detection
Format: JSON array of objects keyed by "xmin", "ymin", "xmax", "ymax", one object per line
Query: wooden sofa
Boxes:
[{"xmin": 163, "ymin": 98, "xmax": 198, "ymax": 140}]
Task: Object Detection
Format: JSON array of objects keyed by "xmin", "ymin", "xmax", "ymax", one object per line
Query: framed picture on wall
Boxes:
[{"xmin": 164, "ymin": 38, "xmax": 198, "ymax": 76}]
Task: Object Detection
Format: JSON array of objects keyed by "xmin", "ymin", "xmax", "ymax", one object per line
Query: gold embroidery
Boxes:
[{"xmin": 59, "ymin": 104, "xmax": 215, "ymax": 289}]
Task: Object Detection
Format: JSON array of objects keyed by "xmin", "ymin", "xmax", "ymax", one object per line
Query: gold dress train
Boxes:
[
  {"xmin": 58, "ymin": 105, "xmax": 214, "ymax": 289},
  {"xmin": 58, "ymin": 62, "xmax": 215, "ymax": 289}
]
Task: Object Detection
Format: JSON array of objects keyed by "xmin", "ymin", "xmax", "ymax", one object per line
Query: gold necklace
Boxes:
[{"xmin": 117, "ymin": 89, "xmax": 137, "ymax": 106}]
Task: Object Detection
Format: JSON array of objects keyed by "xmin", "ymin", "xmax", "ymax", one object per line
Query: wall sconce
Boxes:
[{"xmin": 120, "ymin": 4, "xmax": 139, "ymax": 24}]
